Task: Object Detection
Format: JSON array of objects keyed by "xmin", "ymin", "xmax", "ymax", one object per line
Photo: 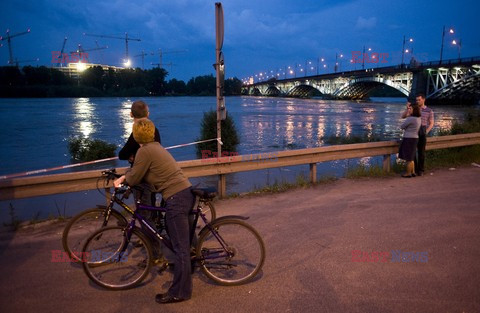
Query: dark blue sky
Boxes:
[{"xmin": 1, "ymin": 0, "xmax": 479, "ymax": 82}]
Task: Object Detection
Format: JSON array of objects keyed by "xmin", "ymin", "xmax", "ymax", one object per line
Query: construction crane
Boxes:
[
  {"xmin": 59, "ymin": 37, "xmax": 68, "ymax": 67},
  {"xmin": 70, "ymin": 44, "xmax": 108, "ymax": 63},
  {"xmin": 0, "ymin": 28, "xmax": 31, "ymax": 65},
  {"xmin": 14, "ymin": 58, "xmax": 39, "ymax": 67},
  {"xmin": 83, "ymin": 32, "xmax": 140, "ymax": 66},
  {"xmin": 151, "ymin": 61, "xmax": 174, "ymax": 72},
  {"xmin": 134, "ymin": 50, "xmax": 149, "ymax": 69},
  {"xmin": 151, "ymin": 48, "xmax": 186, "ymax": 70}
]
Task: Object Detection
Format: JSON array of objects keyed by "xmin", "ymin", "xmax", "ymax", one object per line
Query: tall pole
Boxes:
[
  {"xmin": 7, "ymin": 34, "xmax": 13, "ymax": 65},
  {"xmin": 335, "ymin": 53, "xmax": 338, "ymax": 73},
  {"xmin": 215, "ymin": 2, "xmax": 226, "ymax": 196},
  {"xmin": 362, "ymin": 46, "xmax": 366, "ymax": 69},
  {"xmin": 401, "ymin": 35, "xmax": 406, "ymax": 66},
  {"xmin": 125, "ymin": 33, "xmax": 129, "ymax": 61},
  {"xmin": 440, "ymin": 25, "xmax": 445, "ymax": 63}
]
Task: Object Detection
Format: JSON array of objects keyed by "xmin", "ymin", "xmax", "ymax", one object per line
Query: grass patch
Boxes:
[
  {"xmin": 3, "ymin": 203, "xmax": 21, "ymax": 231},
  {"xmin": 246, "ymin": 173, "xmax": 337, "ymax": 195},
  {"xmin": 426, "ymin": 145, "xmax": 480, "ymax": 170},
  {"xmin": 345, "ymin": 164, "xmax": 392, "ymax": 179},
  {"xmin": 428, "ymin": 109, "xmax": 480, "ymax": 169}
]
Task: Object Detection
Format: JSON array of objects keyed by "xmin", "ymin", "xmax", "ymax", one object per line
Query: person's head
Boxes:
[
  {"xmin": 415, "ymin": 93, "xmax": 426, "ymax": 107},
  {"xmin": 130, "ymin": 100, "xmax": 149, "ymax": 119},
  {"xmin": 411, "ymin": 105, "xmax": 421, "ymax": 117},
  {"xmin": 132, "ymin": 118, "xmax": 155, "ymax": 144}
]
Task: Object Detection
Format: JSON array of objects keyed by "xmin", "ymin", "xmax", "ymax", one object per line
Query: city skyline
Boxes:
[{"xmin": 1, "ymin": 0, "xmax": 479, "ymax": 82}]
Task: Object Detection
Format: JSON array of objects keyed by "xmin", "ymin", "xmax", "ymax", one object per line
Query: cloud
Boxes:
[{"xmin": 355, "ymin": 16, "xmax": 377, "ymax": 30}]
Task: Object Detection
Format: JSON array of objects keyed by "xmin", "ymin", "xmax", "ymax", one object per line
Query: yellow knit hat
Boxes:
[{"xmin": 133, "ymin": 118, "xmax": 155, "ymax": 144}]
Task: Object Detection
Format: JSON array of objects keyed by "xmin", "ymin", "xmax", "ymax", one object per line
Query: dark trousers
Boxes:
[
  {"xmin": 415, "ymin": 132, "xmax": 427, "ymax": 174},
  {"xmin": 164, "ymin": 187, "xmax": 195, "ymax": 299}
]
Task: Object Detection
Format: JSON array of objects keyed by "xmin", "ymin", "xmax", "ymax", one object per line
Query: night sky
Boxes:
[{"xmin": 1, "ymin": 0, "xmax": 479, "ymax": 82}]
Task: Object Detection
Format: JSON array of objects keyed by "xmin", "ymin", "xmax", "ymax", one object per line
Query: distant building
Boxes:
[{"xmin": 53, "ymin": 62, "xmax": 125, "ymax": 80}]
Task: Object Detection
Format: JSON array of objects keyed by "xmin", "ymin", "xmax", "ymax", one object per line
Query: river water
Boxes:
[{"xmin": 0, "ymin": 96, "xmax": 476, "ymax": 223}]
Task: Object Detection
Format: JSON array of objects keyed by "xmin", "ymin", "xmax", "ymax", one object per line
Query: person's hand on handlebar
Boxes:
[{"xmin": 114, "ymin": 175, "xmax": 126, "ymax": 188}]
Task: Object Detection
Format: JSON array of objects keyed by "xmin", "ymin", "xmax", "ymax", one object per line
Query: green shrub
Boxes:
[
  {"xmin": 68, "ymin": 137, "xmax": 117, "ymax": 162},
  {"xmin": 196, "ymin": 110, "xmax": 240, "ymax": 158}
]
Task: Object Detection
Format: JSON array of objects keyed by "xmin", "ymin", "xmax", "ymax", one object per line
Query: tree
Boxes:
[
  {"xmin": 165, "ymin": 78, "xmax": 187, "ymax": 95},
  {"xmin": 145, "ymin": 67, "xmax": 168, "ymax": 95},
  {"xmin": 196, "ymin": 110, "xmax": 240, "ymax": 158},
  {"xmin": 186, "ymin": 74, "xmax": 216, "ymax": 95},
  {"xmin": 81, "ymin": 66, "xmax": 104, "ymax": 90},
  {"xmin": 0, "ymin": 66, "xmax": 24, "ymax": 86},
  {"xmin": 22, "ymin": 66, "xmax": 52, "ymax": 85},
  {"xmin": 224, "ymin": 77, "xmax": 243, "ymax": 95}
]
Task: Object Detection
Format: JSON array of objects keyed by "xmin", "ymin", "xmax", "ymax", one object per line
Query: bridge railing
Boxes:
[
  {"xmin": 244, "ymin": 56, "xmax": 480, "ymax": 87},
  {"xmin": 420, "ymin": 56, "xmax": 480, "ymax": 67},
  {"xmin": 1, "ymin": 132, "xmax": 479, "ymax": 201}
]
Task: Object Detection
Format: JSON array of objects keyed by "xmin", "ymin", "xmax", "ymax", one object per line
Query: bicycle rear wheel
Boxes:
[
  {"xmin": 196, "ymin": 219, "xmax": 265, "ymax": 286},
  {"xmin": 82, "ymin": 226, "xmax": 153, "ymax": 290},
  {"xmin": 62, "ymin": 208, "xmax": 127, "ymax": 262},
  {"xmin": 200, "ymin": 200, "xmax": 216, "ymax": 222}
]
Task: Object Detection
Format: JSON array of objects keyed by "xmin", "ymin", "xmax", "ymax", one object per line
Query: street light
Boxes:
[
  {"xmin": 401, "ymin": 36, "xmax": 413, "ymax": 66},
  {"xmin": 335, "ymin": 53, "xmax": 343, "ymax": 72},
  {"xmin": 440, "ymin": 26, "xmax": 454, "ymax": 63},
  {"xmin": 452, "ymin": 39, "xmax": 462, "ymax": 60},
  {"xmin": 362, "ymin": 46, "xmax": 372, "ymax": 69},
  {"xmin": 317, "ymin": 57, "xmax": 325, "ymax": 75}
]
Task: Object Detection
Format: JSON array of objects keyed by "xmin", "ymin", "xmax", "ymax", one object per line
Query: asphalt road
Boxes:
[{"xmin": 1, "ymin": 166, "xmax": 479, "ymax": 313}]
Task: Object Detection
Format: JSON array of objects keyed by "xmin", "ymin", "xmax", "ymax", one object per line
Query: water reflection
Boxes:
[
  {"xmin": 73, "ymin": 98, "xmax": 93, "ymax": 138},
  {"xmin": 120, "ymin": 100, "xmax": 133, "ymax": 140}
]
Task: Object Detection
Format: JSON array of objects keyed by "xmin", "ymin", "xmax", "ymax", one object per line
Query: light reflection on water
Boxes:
[
  {"xmin": 119, "ymin": 100, "xmax": 133, "ymax": 141},
  {"xmin": 73, "ymin": 98, "xmax": 94, "ymax": 138},
  {"xmin": 0, "ymin": 96, "xmax": 478, "ymax": 222}
]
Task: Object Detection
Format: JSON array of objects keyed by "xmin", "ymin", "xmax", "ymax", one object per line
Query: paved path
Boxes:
[{"xmin": 1, "ymin": 166, "xmax": 479, "ymax": 313}]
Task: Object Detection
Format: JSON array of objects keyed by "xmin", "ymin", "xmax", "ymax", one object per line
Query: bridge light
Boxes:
[
  {"xmin": 321, "ymin": 58, "xmax": 325, "ymax": 62},
  {"xmin": 452, "ymin": 40, "xmax": 457, "ymax": 45},
  {"xmin": 449, "ymin": 28, "xmax": 454, "ymax": 34}
]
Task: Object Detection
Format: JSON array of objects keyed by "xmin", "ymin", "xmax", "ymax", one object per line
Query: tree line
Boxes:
[{"xmin": 0, "ymin": 65, "xmax": 243, "ymax": 97}]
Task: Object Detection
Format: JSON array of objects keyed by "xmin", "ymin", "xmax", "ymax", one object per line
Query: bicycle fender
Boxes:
[{"xmin": 215, "ymin": 215, "xmax": 249, "ymax": 222}]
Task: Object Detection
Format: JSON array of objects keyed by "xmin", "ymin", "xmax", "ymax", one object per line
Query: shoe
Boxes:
[
  {"xmin": 417, "ymin": 171, "xmax": 424, "ymax": 176},
  {"xmin": 155, "ymin": 293, "xmax": 187, "ymax": 304},
  {"xmin": 411, "ymin": 173, "xmax": 416, "ymax": 177},
  {"xmin": 401, "ymin": 174, "xmax": 413, "ymax": 178}
]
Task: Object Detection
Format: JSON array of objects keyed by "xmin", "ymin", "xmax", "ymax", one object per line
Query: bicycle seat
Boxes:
[{"xmin": 191, "ymin": 187, "xmax": 217, "ymax": 199}]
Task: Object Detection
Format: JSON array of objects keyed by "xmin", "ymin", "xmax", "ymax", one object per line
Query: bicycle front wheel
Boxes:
[
  {"xmin": 196, "ymin": 219, "xmax": 265, "ymax": 286},
  {"xmin": 82, "ymin": 226, "xmax": 153, "ymax": 290},
  {"xmin": 62, "ymin": 208, "xmax": 127, "ymax": 262}
]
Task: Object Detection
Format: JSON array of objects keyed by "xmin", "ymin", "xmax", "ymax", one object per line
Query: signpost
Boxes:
[{"xmin": 215, "ymin": 2, "xmax": 227, "ymax": 196}]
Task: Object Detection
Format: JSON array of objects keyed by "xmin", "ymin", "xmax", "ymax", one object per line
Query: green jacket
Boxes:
[{"xmin": 125, "ymin": 142, "xmax": 191, "ymax": 199}]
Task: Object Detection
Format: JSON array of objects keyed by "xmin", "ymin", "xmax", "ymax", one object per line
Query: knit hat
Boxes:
[{"xmin": 133, "ymin": 118, "xmax": 155, "ymax": 144}]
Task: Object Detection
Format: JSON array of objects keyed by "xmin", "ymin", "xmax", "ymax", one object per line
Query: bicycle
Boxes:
[
  {"xmin": 81, "ymin": 181, "xmax": 266, "ymax": 290},
  {"xmin": 62, "ymin": 169, "xmax": 216, "ymax": 262}
]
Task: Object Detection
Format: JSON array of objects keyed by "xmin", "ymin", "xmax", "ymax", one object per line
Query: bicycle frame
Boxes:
[{"xmin": 109, "ymin": 186, "xmax": 212, "ymax": 256}]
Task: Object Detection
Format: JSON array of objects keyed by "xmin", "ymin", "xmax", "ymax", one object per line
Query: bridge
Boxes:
[{"xmin": 241, "ymin": 57, "xmax": 480, "ymax": 105}]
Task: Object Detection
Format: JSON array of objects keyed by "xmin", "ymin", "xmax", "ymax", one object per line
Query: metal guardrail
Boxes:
[{"xmin": 1, "ymin": 132, "xmax": 479, "ymax": 200}]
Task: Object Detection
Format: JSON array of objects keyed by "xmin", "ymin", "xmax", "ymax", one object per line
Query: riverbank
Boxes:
[{"xmin": 0, "ymin": 165, "xmax": 479, "ymax": 312}]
